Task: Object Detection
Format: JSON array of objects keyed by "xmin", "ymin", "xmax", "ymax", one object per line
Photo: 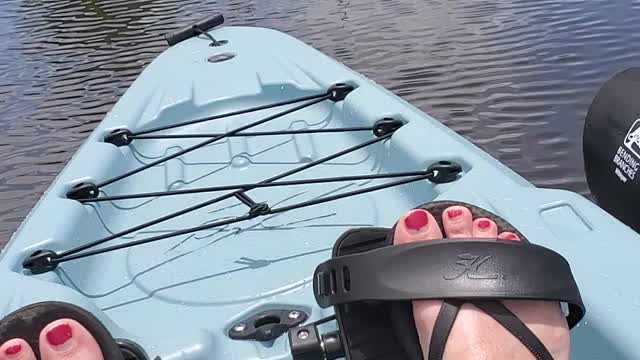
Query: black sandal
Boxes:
[{"xmin": 302, "ymin": 200, "xmax": 585, "ymax": 360}]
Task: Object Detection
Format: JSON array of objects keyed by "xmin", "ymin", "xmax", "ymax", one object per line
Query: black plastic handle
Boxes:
[{"xmin": 164, "ymin": 13, "xmax": 225, "ymax": 46}]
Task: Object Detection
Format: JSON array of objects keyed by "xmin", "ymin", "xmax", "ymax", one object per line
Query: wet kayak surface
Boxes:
[{"xmin": 1, "ymin": 0, "xmax": 640, "ymax": 245}]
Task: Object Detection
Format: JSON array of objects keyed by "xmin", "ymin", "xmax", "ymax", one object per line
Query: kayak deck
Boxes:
[{"xmin": 1, "ymin": 25, "xmax": 639, "ymax": 359}]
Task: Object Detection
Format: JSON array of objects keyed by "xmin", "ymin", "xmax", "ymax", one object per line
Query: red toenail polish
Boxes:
[
  {"xmin": 404, "ymin": 210, "xmax": 429, "ymax": 230},
  {"xmin": 46, "ymin": 324, "xmax": 72, "ymax": 346},
  {"xmin": 4, "ymin": 344, "xmax": 21, "ymax": 355},
  {"xmin": 447, "ymin": 209, "xmax": 463, "ymax": 219},
  {"xmin": 478, "ymin": 220, "xmax": 491, "ymax": 229},
  {"xmin": 506, "ymin": 233, "xmax": 519, "ymax": 240}
]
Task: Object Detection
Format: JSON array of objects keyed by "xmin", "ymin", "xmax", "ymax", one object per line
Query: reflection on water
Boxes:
[{"xmin": 1, "ymin": 0, "xmax": 640, "ymax": 244}]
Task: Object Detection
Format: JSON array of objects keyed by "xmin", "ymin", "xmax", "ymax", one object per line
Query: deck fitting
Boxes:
[
  {"xmin": 373, "ymin": 118, "xmax": 404, "ymax": 137},
  {"xmin": 22, "ymin": 250, "xmax": 59, "ymax": 274},
  {"xmin": 327, "ymin": 83, "xmax": 355, "ymax": 102},
  {"xmin": 229, "ymin": 309, "xmax": 308, "ymax": 342},
  {"xmin": 66, "ymin": 182, "xmax": 99, "ymax": 200},
  {"xmin": 104, "ymin": 128, "xmax": 133, "ymax": 147},
  {"xmin": 427, "ymin": 161, "xmax": 463, "ymax": 184}
]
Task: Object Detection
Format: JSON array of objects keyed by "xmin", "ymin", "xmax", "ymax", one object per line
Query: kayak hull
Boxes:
[{"xmin": 1, "ymin": 25, "xmax": 638, "ymax": 359}]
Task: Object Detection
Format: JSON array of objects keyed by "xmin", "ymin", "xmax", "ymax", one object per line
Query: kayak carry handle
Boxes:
[{"xmin": 164, "ymin": 13, "xmax": 225, "ymax": 46}]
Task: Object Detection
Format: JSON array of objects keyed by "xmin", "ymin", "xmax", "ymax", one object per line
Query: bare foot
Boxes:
[
  {"xmin": 396, "ymin": 205, "xmax": 570, "ymax": 359},
  {"xmin": 0, "ymin": 319, "xmax": 104, "ymax": 360}
]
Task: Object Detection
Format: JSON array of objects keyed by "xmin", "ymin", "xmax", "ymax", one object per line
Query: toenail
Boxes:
[
  {"xmin": 447, "ymin": 209, "xmax": 463, "ymax": 219},
  {"xmin": 46, "ymin": 323, "xmax": 73, "ymax": 346},
  {"xmin": 505, "ymin": 233, "xmax": 519, "ymax": 240},
  {"xmin": 478, "ymin": 220, "xmax": 491, "ymax": 229},
  {"xmin": 404, "ymin": 210, "xmax": 429, "ymax": 230},
  {"xmin": 4, "ymin": 344, "xmax": 21, "ymax": 356}
]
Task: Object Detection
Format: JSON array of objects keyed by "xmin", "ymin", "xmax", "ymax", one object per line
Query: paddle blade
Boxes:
[{"xmin": 583, "ymin": 67, "xmax": 640, "ymax": 232}]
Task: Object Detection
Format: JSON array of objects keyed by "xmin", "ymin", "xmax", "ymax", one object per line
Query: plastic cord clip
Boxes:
[
  {"xmin": 373, "ymin": 118, "xmax": 404, "ymax": 137},
  {"xmin": 104, "ymin": 129, "xmax": 133, "ymax": 147},
  {"xmin": 66, "ymin": 182, "xmax": 100, "ymax": 200},
  {"xmin": 22, "ymin": 250, "xmax": 60, "ymax": 274},
  {"xmin": 327, "ymin": 83, "xmax": 355, "ymax": 102},
  {"xmin": 427, "ymin": 161, "xmax": 462, "ymax": 184}
]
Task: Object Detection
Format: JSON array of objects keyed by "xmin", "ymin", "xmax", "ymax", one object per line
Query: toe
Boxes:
[
  {"xmin": 498, "ymin": 231, "xmax": 520, "ymax": 241},
  {"xmin": 394, "ymin": 209, "xmax": 443, "ymax": 244},
  {"xmin": 0, "ymin": 339, "xmax": 35, "ymax": 360},
  {"xmin": 472, "ymin": 218, "xmax": 498, "ymax": 238},
  {"xmin": 393, "ymin": 208, "xmax": 446, "ymax": 353},
  {"xmin": 442, "ymin": 205, "xmax": 473, "ymax": 238},
  {"xmin": 395, "ymin": 205, "xmax": 569, "ymax": 360},
  {"xmin": 39, "ymin": 319, "xmax": 103, "ymax": 360}
]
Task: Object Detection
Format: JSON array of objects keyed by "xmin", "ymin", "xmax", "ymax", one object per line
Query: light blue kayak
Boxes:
[{"xmin": 0, "ymin": 14, "xmax": 638, "ymax": 360}]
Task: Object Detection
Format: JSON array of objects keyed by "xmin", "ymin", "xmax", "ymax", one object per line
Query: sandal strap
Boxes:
[
  {"xmin": 427, "ymin": 299, "xmax": 555, "ymax": 360},
  {"xmin": 472, "ymin": 300, "xmax": 554, "ymax": 360},
  {"xmin": 314, "ymin": 239, "xmax": 585, "ymax": 328},
  {"xmin": 428, "ymin": 299, "xmax": 463, "ymax": 360}
]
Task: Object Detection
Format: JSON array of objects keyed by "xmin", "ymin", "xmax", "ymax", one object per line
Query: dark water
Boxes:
[{"xmin": 1, "ymin": 0, "xmax": 639, "ymax": 246}]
